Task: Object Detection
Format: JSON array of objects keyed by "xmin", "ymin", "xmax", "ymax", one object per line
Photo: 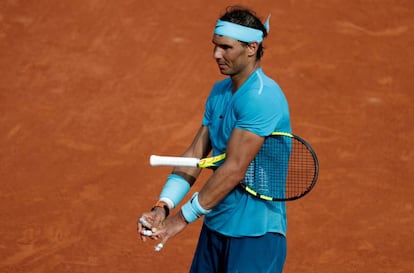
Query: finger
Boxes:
[
  {"xmin": 139, "ymin": 216, "xmax": 151, "ymax": 229},
  {"xmin": 138, "ymin": 227, "xmax": 148, "ymax": 242},
  {"xmin": 137, "ymin": 222, "xmax": 144, "ymax": 233},
  {"xmin": 154, "ymin": 235, "xmax": 169, "ymax": 252},
  {"xmin": 138, "ymin": 219, "xmax": 153, "ymax": 242},
  {"xmin": 154, "ymin": 243, "xmax": 164, "ymax": 252},
  {"xmin": 141, "ymin": 229, "xmax": 153, "ymax": 236},
  {"xmin": 150, "ymin": 227, "xmax": 163, "ymax": 236}
]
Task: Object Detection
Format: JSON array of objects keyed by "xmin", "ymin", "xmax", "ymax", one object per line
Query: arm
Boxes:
[
  {"xmin": 151, "ymin": 128, "xmax": 264, "ymax": 248},
  {"xmin": 171, "ymin": 125, "xmax": 212, "ymax": 186},
  {"xmin": 138, "ymin": 126, "xmax": 211, "ymax": 240},
  {"xmin": 149, "ymin": 126, "xmax": 211, "ymax": 217},
  {"xmin": 198, "ymin": 128, "xmax": 264, "ymax": 209}
]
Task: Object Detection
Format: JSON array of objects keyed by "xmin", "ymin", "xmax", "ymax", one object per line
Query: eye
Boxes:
[{"xmin": 213, "ymin": 44, "xmax": 231, "ymax": 54}]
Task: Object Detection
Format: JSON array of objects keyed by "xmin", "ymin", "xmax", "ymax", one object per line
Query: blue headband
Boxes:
[{"xmin": 214, "ymin": 15, "xmax": 270, "ymax": 43}]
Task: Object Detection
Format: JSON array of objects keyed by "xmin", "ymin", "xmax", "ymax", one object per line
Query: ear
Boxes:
[{"xmin": 247, "ymin": 42, "xmax": 259, "ymax": 57}]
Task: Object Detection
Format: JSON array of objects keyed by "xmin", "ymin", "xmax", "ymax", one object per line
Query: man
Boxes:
[{"xmin": 138, "ymin": 6, "xmax": 291, "ymax": 273}]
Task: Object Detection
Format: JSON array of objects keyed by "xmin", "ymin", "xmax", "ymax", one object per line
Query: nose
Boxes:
[{"xmin": 213, "ymin": 46, "xmax": 222, "ymax": 60}]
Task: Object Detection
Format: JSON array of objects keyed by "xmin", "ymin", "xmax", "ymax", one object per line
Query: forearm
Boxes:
[
  {"xmin": 197, "ymin": 160, "xmax": 246, "ymax": 209},
  {"xmin": 158, "ymin": 126, "xmax": 211, "ymax": 208},
  {"xmin": 171, "ymin": 125, "xmax": 212, "ymax": 185},
  {"xmin": 178, "ymin": 160, "xmax": 246, "ymax": 224},
  {"xmin": 196, "ymin": 128, "xmax": 265, "ymax": 210}
]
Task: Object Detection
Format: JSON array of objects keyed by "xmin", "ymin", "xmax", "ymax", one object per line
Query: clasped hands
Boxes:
[{"xmin": 137, "ymin": 207, "xmax": 188, "ymax": 251}]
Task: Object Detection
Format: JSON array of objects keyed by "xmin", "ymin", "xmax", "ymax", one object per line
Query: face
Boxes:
[{"xmin": 212, "ymin": 34, "xmax": 250, "ymax": 76}]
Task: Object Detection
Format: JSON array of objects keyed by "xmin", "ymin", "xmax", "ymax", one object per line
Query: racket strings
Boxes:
[
  {"xmin": 242, "ymin": 135, "xmax": 316, "ymax": 200},
  {"xmin": 287, "ymin": 141, "xmax": 315, "ymax": 198}
]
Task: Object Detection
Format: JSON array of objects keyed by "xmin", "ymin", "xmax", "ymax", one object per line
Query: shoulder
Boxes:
[
  {"xmin": 237, "ymin": 69, "xmax": 279, "ymax": 96},
  {"xmin": 237, "ymin": 70, "xmax": 285, "ymax": 106}
]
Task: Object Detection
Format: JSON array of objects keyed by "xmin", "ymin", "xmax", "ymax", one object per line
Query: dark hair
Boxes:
[{"xmin": 219, "ymin": 6, "xmax": 267, "ymax": 60}]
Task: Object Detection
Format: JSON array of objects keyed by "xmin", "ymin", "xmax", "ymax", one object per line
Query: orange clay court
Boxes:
[{"xmin": 0, "ymin": 1, "xmax": 413, "ymax": 272}]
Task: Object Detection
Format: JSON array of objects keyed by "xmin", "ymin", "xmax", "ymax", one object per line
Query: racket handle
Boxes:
[{"xmin": 150, "ymin": 155, "xmax": 199, "ymax": 168}]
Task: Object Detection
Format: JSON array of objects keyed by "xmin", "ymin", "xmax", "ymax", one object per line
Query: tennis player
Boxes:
[{"xmin": 138, "ymin": 6, "xmax": 291, "ymax": 273}]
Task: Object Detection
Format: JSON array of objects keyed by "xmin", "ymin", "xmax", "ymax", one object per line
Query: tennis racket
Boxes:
[{"xmin": 150, "ymin": 132, "xmax": 319, "ymax": 201}]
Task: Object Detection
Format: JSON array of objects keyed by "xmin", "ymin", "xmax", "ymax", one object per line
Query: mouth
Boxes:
[{"xmin": 217, "ymin": 62, "xmax": 227, "ymax": 69}]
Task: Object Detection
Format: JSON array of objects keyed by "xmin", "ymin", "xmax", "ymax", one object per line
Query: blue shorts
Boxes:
[{"xmin": 190, "ymin": 224, "xmax": 287, "ymax": 273}]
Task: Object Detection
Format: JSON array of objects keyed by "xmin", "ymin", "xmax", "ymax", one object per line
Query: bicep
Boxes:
[{"xmin": 223, "ymin": 128, "xmax": 265, "ymax": 180}]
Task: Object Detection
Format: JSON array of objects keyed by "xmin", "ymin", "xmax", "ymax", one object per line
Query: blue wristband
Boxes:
[
  {"xmin": 159, "ymin": 174, "xmax": 190, "ymax": 208},
  {"xmin": 181, "ymin": 192, "xmax": 211, "ymax": 223}
]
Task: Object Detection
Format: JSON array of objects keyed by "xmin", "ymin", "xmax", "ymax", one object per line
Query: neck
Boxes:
[{"xmin": 231, "ymin": 61, "xmax": 261, "ymax": 92}]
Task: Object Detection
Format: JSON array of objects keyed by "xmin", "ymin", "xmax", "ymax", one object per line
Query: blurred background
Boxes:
[{"xmin": 1, "ymin": 1, "xmax": 413, "ymax": 272}]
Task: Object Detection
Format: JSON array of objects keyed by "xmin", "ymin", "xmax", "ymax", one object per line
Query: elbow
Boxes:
[{"xmin": 221, "ymin": 161, "xmax": 248, "ymax": 183}]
